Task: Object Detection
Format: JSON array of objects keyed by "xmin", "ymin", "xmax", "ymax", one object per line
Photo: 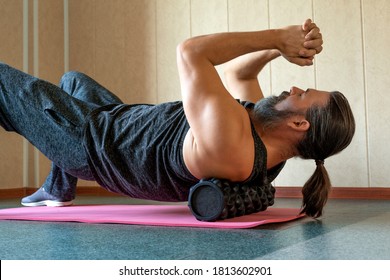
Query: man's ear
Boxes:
[{"xmin": 287, "ymin": 118, "xmax": 310, "ymax": 132}]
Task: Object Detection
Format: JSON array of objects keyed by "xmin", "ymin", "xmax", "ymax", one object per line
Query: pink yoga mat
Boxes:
[{"xmin": 0, "ymin": 205, "xmax": 305, "ymax": 229}]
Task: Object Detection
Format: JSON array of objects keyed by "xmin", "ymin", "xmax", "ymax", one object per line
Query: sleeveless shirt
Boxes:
[{"xmin": 83, "ymin": 101, "xmax": 285, "ymax": 201}]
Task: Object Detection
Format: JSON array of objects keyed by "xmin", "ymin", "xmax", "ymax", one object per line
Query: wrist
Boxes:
[{"xmin": 267, "ymin": 28, "xmax": 284, "ymax": 51}]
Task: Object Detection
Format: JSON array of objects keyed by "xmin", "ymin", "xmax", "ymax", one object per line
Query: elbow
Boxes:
[
  {"xmin": 177, "ymin": 37, "xmax": 194, "ymax": 54},
  {"xmin": 176, "ymin": 40, "xmax": 193, "ymax": 73},
  {"xmin": 176, "ymin": 40, "xmax": 187, "ymax": 57},
  {"xmin": 176, "ymin": 40, "xmax": 190, "ymax": 67},
  {"xmin": 176, "ymin": 39, "xmax": 205, "ymax": 72},
  {"xmin": 176, "ymin": 38, "xmax": 198, "ymax": 62}
]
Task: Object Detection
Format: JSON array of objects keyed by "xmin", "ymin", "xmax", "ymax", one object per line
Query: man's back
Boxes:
[{"xmin": 83, "ymin": 101, "xmax": 198, "ymax": 201}]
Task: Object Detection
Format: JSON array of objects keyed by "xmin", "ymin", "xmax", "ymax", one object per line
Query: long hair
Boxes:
[{"xmin": 296, "ymin": 91, "xmax": 355, "ymax": 218}]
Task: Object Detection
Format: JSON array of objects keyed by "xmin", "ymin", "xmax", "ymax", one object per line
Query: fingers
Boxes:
[
  {"xmin": 303, "ymin": 39, "xmax": 323, "ymax": 53},
  {"xmin": 303, "ymin": 20, "xmax": 323, "ymax": 55},
  {"xmin": 299, "ymin": 48, "xmax": 317, "ymax": 57},
  {"xmin": 313, "ymin": 46, "xmax": 323, "ymax": 55},
  {"xmin": 305, "ymin": 26, "xmax": 322, "ymax": 40},
  {"xmin": 302, "ymin": 18, "xmax": 312, "ymax": 31},
  {"xmin": 300, "ymin": 46, "xmax": 322, "ymax": 57},
  {"xmin": 280, "ymin": 19, "xmax": 323, "ymax": 66},
  {"xmin": 289, "ymin": 56, "xmax": 314, "ymax": 67}
]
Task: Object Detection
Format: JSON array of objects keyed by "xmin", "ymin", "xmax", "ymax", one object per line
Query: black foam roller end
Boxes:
[{"xmin": 188, "ymin": 181, "xmax": 225, "ymax": 222}]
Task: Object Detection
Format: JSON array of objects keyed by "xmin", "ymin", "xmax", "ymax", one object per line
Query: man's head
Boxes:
[
  {"xmin": 253, "ymin": 87, "xmax": 355, "ymax": 218},
  {"xmin": 296, "ymin": 89, "xmax": 355, "ymax": 161},
  {"xmin": 254, "ymin": 86, "xmax": 355, "ymax": 161}
]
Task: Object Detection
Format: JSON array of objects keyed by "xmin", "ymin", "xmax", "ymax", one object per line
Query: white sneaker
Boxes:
[{"xmin": 21, "ymin": 188, "xmax": 73, "ymax": 207}]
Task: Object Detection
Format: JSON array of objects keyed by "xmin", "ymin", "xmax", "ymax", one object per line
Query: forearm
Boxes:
[
  {"xmin": 177, "ymin": 29, "xmax": 281, "ymax": 67},
  {"xmin": 223, "ymin": 50, "xmax": 280, "ymax": 102},
  {"xmin": 224, "ymin": 50, "xmax": 281, "ymax": 80},
  {"xmin": 177, "ymin": 20, "xmax": 318, "ymax": 73},
  {"xmin": 177, "ymin": 20, "xmax": 321, "ymax": 104}
]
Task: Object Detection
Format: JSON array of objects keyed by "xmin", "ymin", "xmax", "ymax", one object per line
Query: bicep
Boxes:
[{"xmin": 177, "ymin": 45, "xmax": 247, "ymax": 157}]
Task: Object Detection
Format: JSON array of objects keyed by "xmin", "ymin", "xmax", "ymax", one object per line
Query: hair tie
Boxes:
[{"xmin": 315, "ymin": 159, "xmax": 324, "ymax": 166}]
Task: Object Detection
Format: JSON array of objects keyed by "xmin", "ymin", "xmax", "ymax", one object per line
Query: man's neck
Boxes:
[{"xmin": 253, "ymin": 122, "xmax": 298, "ymax": 169}]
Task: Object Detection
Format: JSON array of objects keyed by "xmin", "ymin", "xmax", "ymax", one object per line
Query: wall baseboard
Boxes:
[
  {"xmin": 276, "ymin": 187, "xmax": 390, "ymax": 199},
  {"xmin": 0, "ymin": 187, "xmax": 123, "ymax": 199},
  {"xmin": 1, "ymin": 186, "xmax": 390, "ymax": 200}
]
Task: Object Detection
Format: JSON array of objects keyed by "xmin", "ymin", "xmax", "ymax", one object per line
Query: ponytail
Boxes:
[
  {"xmin": 300, "ymin": 160, "xmax": 331, "ymax": 218},
  {"xmin": 296, "ymin": 91, "xmax": 355, "ymax": 218}
]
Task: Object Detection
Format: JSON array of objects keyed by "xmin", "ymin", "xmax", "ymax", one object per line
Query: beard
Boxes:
[{"xmin": 253, "ymin": 91, "xmax": 297, "ymax": 131}]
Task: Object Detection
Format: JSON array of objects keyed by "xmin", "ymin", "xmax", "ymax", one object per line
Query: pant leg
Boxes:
[
  {"xmin": 60, "ymin": 71, "xmax": 123, "ymax": 105},
  {"xmin": 0, "ymin": 62, "xmax": 95, "ymax": 180},
  {"xmin": 40, "ymin": 163, "xmax": 78, "ymax": 200},
  {"xmin": 40, "ymin": 71, "xmax": 124, "ymax": 198}
]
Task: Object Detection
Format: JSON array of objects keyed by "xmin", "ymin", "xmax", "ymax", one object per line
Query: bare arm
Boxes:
[
  {"xmin": 224, "ymin": 50, "xmax": 281, "ymax": 103},
  {"xmin": 223, "ymin": 19, "xmax": 323, "ymax": 103},
  {"xmin": 176, "ymin": 20, "xmax": 321, "ymax": 181}
]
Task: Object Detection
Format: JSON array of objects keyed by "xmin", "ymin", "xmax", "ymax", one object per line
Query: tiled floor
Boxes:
[{"xmin": 0, "ymin": 196, "xmax": 389, "ymax": 260}]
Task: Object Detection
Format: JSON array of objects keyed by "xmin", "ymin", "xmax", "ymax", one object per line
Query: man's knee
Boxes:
[
  {"xmin": 60, "ymin": 71, "xmax": 86, "ymax": 85},
  {"xmin": 59, "ymin": 71, "xmax": 92, "ymax": 95}
]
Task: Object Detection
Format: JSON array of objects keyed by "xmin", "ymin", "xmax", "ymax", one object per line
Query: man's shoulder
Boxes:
[{"xmin": 182, "ymin": 121, "xmax": 255, "ymax": 182}]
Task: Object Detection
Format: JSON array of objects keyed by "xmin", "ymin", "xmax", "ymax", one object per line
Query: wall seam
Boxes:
[
  {"xmin": 226, "ymin": 0, "xmax": 229, "ymax": 32},
  {"xmin": 33, "ymin": 0, "xmax": 40, "ymax": 188},
  {"xmin": 64, "ymin": 0, "xmax": 69, "ymax": 73},
  {"xmin": 23, "ymin": 0, "xmax": 29, "ymax": 187},
  {"xmin": 360, "ymin": 0, "xmax": 371, "ymax": 187},
  {"xmin": 154, "ymin": 0, "xmax": 158, "ymax": 103},
  {"xmin": 263, "ymin": 0, "xmax": 274, "ymax": 95},
  {"xmin": 312, "ymin": 0, "xmax": 317, "ymax": 89},
  {"xmin": 190, "ymin": 0, "xmax": 193, "ymax": 37}
]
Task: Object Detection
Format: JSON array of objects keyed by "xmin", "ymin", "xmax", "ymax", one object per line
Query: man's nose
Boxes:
[{"xmin": 290, "ymin": 86, "xmax": 304, "ymax": 96}]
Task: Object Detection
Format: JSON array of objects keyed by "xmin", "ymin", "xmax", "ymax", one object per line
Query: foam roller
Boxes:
[{"xmin": 188, "ymin": 178, "xmax": 275, "ymax": 222}]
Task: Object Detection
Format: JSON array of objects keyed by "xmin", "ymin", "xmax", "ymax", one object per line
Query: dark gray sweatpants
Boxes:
[{"xmin": 0, "ymin": 63, "xmax": 122, "ymax": 199}]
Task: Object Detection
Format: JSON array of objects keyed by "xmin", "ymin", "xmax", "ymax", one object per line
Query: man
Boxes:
[
  {"xmin": 1, "ymin": 19, "xmax": 354, "ymax": 219},
  {"xmin": 176, "ymin": 19, "xmax": 354, "ymax": 218}
]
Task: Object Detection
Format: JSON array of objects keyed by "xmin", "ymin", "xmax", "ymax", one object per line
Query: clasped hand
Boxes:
[{"xmin": 278, "ymin": 19, "xmax": 323, "ymax": 66}]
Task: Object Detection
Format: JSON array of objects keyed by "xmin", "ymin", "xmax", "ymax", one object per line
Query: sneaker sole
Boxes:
[{"xmin": 21, "ymin": 200, "xmax": 74, "ymax": 207}]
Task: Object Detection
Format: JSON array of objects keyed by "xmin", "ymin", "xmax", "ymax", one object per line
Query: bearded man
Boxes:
[{"xmin": 0, "ymin": 19, "xmax": 354, "ymax": 219}]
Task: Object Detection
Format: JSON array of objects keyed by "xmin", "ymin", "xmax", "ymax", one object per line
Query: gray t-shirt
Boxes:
[{"xmin": 83, "ymin": 101, "xmax": 285, "ymax": 202}]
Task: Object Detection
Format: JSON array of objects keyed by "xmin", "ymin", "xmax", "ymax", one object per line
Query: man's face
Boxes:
[
  {"xmin": 254, "ymin": 87, "xmax": 331, "ymax": 131},
  {"xmin": 275, "ymin": 87, "xmax": 330, "ymax": 113}
]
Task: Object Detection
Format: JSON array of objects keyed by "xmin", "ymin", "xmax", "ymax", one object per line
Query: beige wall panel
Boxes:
[
  {"xmin": 228, "ymin": 0, "xmax": 268, "ymax": 32},
  {"xmin": 156, "ymin": 0, "xmax": 191, "ymax": 103},
  {"xmin": 0, "ymin": 0, "xmax": 24, "ymax": 188},
  {"xmin": 38, "ymin": 0, "xmax": 64, "ymax": 82},
  {"xmin": 0, "ymin": 0, "xmax": 24, "ymax": 66},
  {"xmin": 94, "ymin": 0, "xmax": 128, "ymax": 101},
  {"xmin": 191, "ymin": 0, "xmax": 228, "ymax": 36},
  {"xmin": 227, "ymin": 0, "xmax": 272, "ymax": 97},
  {"xmin": 123, "ymin": 0, "xmax": 157, "ymax": 104},
  {"xmin": 269, "ymin": 0, "xmax": 315, "ymax": 92},
  {"xmin": 313, "ymin": 0, "xmax": 368, "ymax": 187},
  {"xmin": 191, "ymin": 0, "xmax": 228, "ymax": 87},
  {"xmin": 27, "ymin": 0, "xmax": 34, "ymax": 74},
  {"xmin": 268, "ymin": 0, "xmax": 316, "ymax": 187},
  {"xmin": 70, "ymin": 0, "xmax": 157, "ymax": 104},
  {"xmin": 363, "ymin": 0, "xmax": 390, "ymax": 187},
  {"xmin": 69, "ymin": 0, "xmax": 96, "ymax": 76}
]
